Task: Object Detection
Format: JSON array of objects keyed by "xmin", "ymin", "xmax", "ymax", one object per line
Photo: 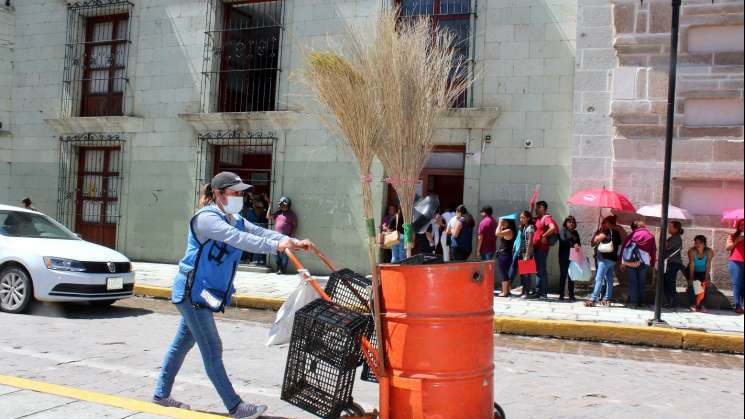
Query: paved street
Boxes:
[
  {"xmin": 0, "ymin": 297, "xmax": 743, "ymax": 419},
  {"xmin": 134, "ymin": 262, "xmax": 745, "ymax": 335}
]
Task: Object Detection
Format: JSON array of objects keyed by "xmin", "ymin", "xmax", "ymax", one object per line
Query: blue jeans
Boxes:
[
  {"xmin": 591, "ymin": 259, "xmax": 616, "ymax": 302},
  {"xmin": 276, "ymin": 250, "xmax": 289, "ymax": 273},
  {"xmin": 626, "ymin": 264, "xmax": 649, "ymax": 306},
  {"xmin": 480, "ymin": 252, "xmax": 495, "ymax": 261},
  {"xmin": 534, "ymin": 249, "xmax": 549, "ymax": 297},
  {"xmin": 154, "ymin": 301, "xmax": 241, "ymax": 411},
  {"xmin": 391, "ymin": 243, "xmax": 406, "ymax": 263},
  {"xmin": 729, "ymin": 261, "xmax": 744, "ymax": 309}
]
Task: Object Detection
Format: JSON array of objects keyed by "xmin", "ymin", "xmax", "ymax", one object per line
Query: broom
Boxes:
[
  {"xmin": 303, "ymin": 36, "xmax": 388, "ymax": 374},
  {"xmin": 371, "ymin": 8, "xmax": 471, "ymax": 256}
]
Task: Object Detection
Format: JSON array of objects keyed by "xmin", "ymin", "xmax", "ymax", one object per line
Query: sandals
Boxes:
[{"xmin": 584, "ymin": 299, "xmax": 596, "ymax": 307}]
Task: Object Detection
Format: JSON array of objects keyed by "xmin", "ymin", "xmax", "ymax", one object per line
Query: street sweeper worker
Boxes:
[{"xmin": 153, "ymin": 171, "xmax": 315, "ymax": 419}]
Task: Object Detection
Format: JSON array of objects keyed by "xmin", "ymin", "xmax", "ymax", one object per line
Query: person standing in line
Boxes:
[
  {"xmin": 268, "ymin": 196, "xmax": 297, "ymax": 274},
  {"xmin": 441, "ymin": 203, "xmax": 457, "ymax": 262},
  {"xmin": 514, "ymin": 210, "xmax": 535, "ymax": 299},
  {"xmin": 620, "ymin": 220, "xmax": 657, "ymax": 309},
  {"xmin": 388, "ymin": 206, "xmax": 406, "ymax": 263},
  {"xmin": 448, "ymin": 205, "xmax": 474, "ymax": 261},
  {"xmin": 245, "ymin": 198, "xmax": 269, "ymax": 265},
  {"xmin": 662, "ymin": 221, "xmax": 685, "ymax": 308},
  {"xmin": 153, "ymin": 172, "xmax": 315, "ymax": 418},
  {"xmin": 586, "ymin": 216, "xmax": 623, "ymax": 307},
  {"xmin": 476, "ymin": 205, "xmax": 497, "ymax": 261},
  {"xmin": 686, "ymin": 235, "xmax": 715, "ymax": 312},
  {"xmin": 495, "ymin": 217, "xmax": 516, "ymax": 297},
  {"xmin": 21, "ymin": 198, "xmax": 35, "ymax": 211},
  {"xmin": 532, "ymin": 201, "xmax": 558, "ymax": 299},
  {"xmin": 726, "ymin": 219, "xmax": 744, "ymax": 314},
  {"xmin": 558, "ymin": 216, "xmax": 581, "ymax": 301},
  {"xmin": 380, "ymin": 204, "xmax": 398, "ymax": 262}
]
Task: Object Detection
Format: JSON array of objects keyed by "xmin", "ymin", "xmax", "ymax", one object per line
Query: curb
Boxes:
[{"xmin": 133, "ymin": 285, "xmax": 744, "ymax": 354}]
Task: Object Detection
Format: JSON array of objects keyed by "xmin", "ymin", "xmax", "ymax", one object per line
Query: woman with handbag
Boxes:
[
  {"xmin": 386, "ymin": 206, "xmax": 406, "ymax": 263},
  {"xmin": 448, "ymin": 205, "xmax": 475, "ymax": 261},
  {"xmin": 586, "ymin": 216, "xmax": 623, "ymax": 307},
  {"xmin": 619, "ymin": 221, "xmax": 656, "ymax": 308},
  {"xmin": 495, "ymin": 217, "xmax": 516, "ymax": 297},
  {"xmin": 558, "ymin": 216, "xmax": 581, "ymax": 301},
  {"xmin": 153, "ymin": 172, "xmax": 315, "ymax": 418},
  {"xmin": 513, "ymin": 210, "xmax": 536, "ymax": 299},
  {"xmin": 662, "ymin": 221, "xmax": 685, "ymax": 308}
]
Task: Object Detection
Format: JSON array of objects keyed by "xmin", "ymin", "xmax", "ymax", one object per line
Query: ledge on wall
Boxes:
[
  {"xmin": 178, "ymin": 111, "xmax": 302, "ymax": 133},
  {"xmin": 434, "ymin": 107, "xmax": 500, "ymax": 130},
  {"xmin": 44, "ymin": 116, "xmax": 145, "ymax": 134}
]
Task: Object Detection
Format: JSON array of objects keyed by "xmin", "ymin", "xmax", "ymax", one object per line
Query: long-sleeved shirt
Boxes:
[
  {"xmin": 664, "ymin": 234, "xmax": 683, "ymax": 265},
  {"xmin": 621, "ymin": 227, "xmax": 657, "ymax": 266},
  {"xmin": 193, "ymin": 205, "xmax": 288, "ymax": 254},
  {"xmin": 558, "ymin": 227, "xmax": 581, "ymax": 258}
]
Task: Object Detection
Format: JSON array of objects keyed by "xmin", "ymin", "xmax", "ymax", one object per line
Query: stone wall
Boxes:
[{"xmin": 0, "ymin": 3, "xmax": 14, "ymax": 203}]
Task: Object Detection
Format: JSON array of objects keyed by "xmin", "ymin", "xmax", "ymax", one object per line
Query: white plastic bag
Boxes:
[
  {"xmin": 568, "ymin": 257, "xmax": 592, "ymax": 282},
  {"xmin": 266, "ymin": 278, "xmax": 320, "ymax": 346}
]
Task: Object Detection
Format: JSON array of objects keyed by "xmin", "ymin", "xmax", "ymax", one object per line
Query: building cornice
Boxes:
[
  {"xmin": 43, "ymin": 116, "xmax": 145, "ymax": 134},
  {"xmin": 434, "ymin": 107, "xmax": 501, "ymax": 129},
  {"xmin": 178, "ymin": 111, "xmax": 303, "ymax": 133}
]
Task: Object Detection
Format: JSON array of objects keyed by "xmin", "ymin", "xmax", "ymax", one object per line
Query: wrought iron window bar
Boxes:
[
  {"xmin": 62, "ymin": 0, "xmax": 134, "ymax": 118},
  {"xmin": 201, "ymin": 0, "xmax": 285, "ymax": 114}
]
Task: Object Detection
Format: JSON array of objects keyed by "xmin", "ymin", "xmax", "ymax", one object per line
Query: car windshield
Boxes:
[{"xmin": 0, "ymin": 210, "xmax": 79, "ymax": 240}]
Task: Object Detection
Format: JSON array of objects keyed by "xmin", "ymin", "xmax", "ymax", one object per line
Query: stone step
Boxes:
[{"xmin": 237, "ymin": 263, "xmax": 273, "ymax": 274}]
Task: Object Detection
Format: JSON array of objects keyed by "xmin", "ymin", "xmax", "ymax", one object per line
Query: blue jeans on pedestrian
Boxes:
[
  {"xmin": 391, "ymin": 243, "xmax": 406, "ymax": 263},
  {"xmin": 626, "ymin": 264, "xmax": 649, "ymax": 306},
  {"xmin": 729, "ymin": 261, "xmax": 744, "ymax": 309},
  {"xmin": 534, "ymin": 249, "xmax": 549, "ymax": 297},
  {"xmin": 591, "ymin": 259, "xmax": 616, "ymax": 302},
  {"xmin": 276, "ymin": 250, "xmax": 289, "ymax": 273},
  {"xmin": 154, "ymin": 301, "xmax": 241, "ymax": 411},
  {"xmin": 480, "ymin": 252, "xmax": 495, "ymax": 261}
]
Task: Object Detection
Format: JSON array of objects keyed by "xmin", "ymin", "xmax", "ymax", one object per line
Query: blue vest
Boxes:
[{"xmin": 175, "ymin": 207, "xmax": 244, "ymax": 312}]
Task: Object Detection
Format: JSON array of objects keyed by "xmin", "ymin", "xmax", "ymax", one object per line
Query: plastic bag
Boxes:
[
  {"xmin": 266, "ymin": 278, "xmax": 320, "ymax": 346},
  {"xmin": 568, "ymin": 257, "xmax": 593, "ymax": 282}
]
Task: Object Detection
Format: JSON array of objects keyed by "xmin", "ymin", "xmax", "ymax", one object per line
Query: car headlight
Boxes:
[{"xmin": 43, "ymin": 257, "xmax": 86, "ymax": 272}]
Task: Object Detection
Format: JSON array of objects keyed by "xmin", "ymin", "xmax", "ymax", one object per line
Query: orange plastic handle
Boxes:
[{"xmin": 284, "ymin": 248, "xmax": 332, "ymax": 301}]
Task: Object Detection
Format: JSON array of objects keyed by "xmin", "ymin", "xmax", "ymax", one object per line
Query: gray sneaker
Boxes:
[
  {"xmin": 152, "ymin": 396, "xmax": 191, "ymax": 410},
  {"xmin": 231, "ymin": 402, "xmax": 268, "ymax": 418}
]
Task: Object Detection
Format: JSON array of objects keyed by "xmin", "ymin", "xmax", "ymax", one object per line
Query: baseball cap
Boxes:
[{"xmin": 211, "ymin": 171, "xmax": 252, "ymax": 192}]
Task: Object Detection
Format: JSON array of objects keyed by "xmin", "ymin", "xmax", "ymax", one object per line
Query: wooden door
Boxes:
[{"xmin": 75, "ymin": 147, "xmax": 121, "ymax": 248}]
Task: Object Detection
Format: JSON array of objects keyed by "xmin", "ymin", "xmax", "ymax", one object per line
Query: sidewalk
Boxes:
[
  {"xmin": 132, "ymin": 262, "xmax": 744, "ymax": 352},
  {"xmin": 0, "ymin": 375, "xmax": 218, "ymax": 419}
]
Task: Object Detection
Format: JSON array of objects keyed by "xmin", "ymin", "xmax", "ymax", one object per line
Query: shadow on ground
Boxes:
[{"xmin": 27, "ymin": 301, "xmax": 153, "ymax": 319}]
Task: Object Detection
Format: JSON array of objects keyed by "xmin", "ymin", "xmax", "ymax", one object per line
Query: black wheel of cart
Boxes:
[
  {"xmin": 494, "ymin": 402, "xmax": 506, "ymax": 419},
  {"xmin": 342, "ymin": 401, "xmax": 366, "ymax": 416}
]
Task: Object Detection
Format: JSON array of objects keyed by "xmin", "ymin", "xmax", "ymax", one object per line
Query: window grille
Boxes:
[
  {"xmin": 397, "ymin": 0, "xmax": 474, "ymax": 108},
  {"xmin": 62, "ymin": 1, "xmax": 134, "ymax": 117},
  {"xmin": 57, "ymin": 133, "xmax": 126, "ymax": 249},
  {"xmin": 201, "ymin": 0, "xmax": 285, "ymax": 113},
  {"xmin": 195, "ymin": 130, "xmax": 277, "ymax": 212}
]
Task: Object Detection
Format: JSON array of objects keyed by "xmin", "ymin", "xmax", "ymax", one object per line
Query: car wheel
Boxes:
[
  {"xmin": 89, "ymin": 299, "xmax": 117, "ymax": 307},
  {"xmin": 0, "ymin": 266, "xmax": 34, "ymax": 314}
]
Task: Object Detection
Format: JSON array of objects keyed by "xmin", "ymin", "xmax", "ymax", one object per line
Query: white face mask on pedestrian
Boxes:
[{"xmin": 222, "ymin": 195, "xmax": 244, "ymax": 214}]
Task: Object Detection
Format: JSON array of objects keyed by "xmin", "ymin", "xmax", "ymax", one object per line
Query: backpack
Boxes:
[{"xmin": 622, "ymin": 242, "xmax": 642, "ymax": 267}]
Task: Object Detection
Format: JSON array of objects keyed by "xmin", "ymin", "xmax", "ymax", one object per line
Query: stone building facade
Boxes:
[
  {"xmin": 1, "ymin": 0, "xmax": 742, "ymax": 288},
  {"xmin": 571, "ymin": 0, "xmax": 744, "ymax": 289}
]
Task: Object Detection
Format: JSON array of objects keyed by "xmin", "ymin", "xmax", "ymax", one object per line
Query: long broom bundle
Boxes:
[
  {"xmin": 371, "ymin": 8, "xmax": 471, "ymax": 256},
  {"xmin": 303, "ymin": 27, "xmax": 387, "ymax": 373}
]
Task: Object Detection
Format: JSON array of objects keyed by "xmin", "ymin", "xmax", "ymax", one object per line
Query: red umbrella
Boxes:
[{"xmin": 567, "ymin": 187, "xmax": 636, "ymax": 212}]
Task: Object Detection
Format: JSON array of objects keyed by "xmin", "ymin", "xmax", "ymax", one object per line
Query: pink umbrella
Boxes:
[
  {"xmin": 722, "ymin": 208, "xmax": 744, "ymax": 221},
  {"xmin": 567, "ymin": 187, "xmax": 636, "ymax": 212}
]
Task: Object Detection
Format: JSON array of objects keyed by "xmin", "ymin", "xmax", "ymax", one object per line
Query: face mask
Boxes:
[{"xmin": 223, "ymin": 196, "xmax": 244, "ymax": 214}]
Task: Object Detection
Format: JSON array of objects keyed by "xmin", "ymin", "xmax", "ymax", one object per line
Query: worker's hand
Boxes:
[
  {"xmin": 294, "ymin": 239, "xmax": 317, "ymax": 252},
  {"xmin": 277, "ymin": 238, "xmax": 294, "ymax": 253}
]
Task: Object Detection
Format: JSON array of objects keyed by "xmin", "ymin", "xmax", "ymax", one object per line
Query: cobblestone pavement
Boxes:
[
  {"xmin": 133, "ymin": 262, "xmax": 744, "ymax": 335},
  {"xmin": 1, "ymin": 298, "xmax": 743, "ymax": 419},
  {"xmin": 0, "ymin": 383, "xmax": 169, "ymax": 419}
]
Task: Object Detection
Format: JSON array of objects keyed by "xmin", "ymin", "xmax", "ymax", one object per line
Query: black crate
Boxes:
[
  {"xmin": 324, "ymin": 268, "xmax": 371, "ymax": 313},
  {"xmin": 360, "ymin": 326, "xmax": 379, "ymax": 383},
  {"xmin": 282, "ymin": 300, "xmax": 369, "ymax": 418}
]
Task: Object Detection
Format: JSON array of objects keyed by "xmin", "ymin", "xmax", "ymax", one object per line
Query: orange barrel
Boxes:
[{"xmin": 379, "ymin": 261, "xmax": 494, "ymax": 419}]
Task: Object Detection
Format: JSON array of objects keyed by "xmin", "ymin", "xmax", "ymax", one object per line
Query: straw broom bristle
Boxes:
[{"xmin": 371, "ymin": 8, "xmax": 472, "ymax": 241}]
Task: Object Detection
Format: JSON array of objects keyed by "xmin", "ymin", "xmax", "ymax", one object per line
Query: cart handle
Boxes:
[{"xmin": 284, "ymin": 248, "xmax": 332, "ymax": 301}]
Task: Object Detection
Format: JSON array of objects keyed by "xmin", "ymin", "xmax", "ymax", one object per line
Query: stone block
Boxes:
[
  {"xmin": 514, "ymin": 24, "xmax": 546, "ymax": 41},
  {"xmin": 671, "ymin": 139, "xmax": 714, "ymax": 162},
  {"xmin": 613, "ymin": 1, "xmax": 636, "ymax": 34},
  {"xmin": 612, "ymin": 67, "xmax": 639, "ymax": 100},
  {"xmin": 714, "ymin": 52, "xmax": 745, "ymax": 66},
  {"xmin": 577, "ymin": 27, "xmax": 614, "ymax": 49},
  {"xmin": 680, "ymin": 126, "xmax": 743, "ymax": 139},
  {"xmin": 649, "ymin": 0, "xmax": 673, "ymax": 33},
  {"xmin": 579, "ymin": 134, "xmax": 613, "ymax": 157},
  {"xmin": 582, "ymin": 5, "xmax": 612, "ymax": 27},
  {"xmin": 582, "ymin": 91, "xmax": 611, "ymax": 114},
  {"xmin": 574, "ymin": 70, "xmax": 610, "ymax": 91},
  {"xmin": 611, "ymin": 99, "xmax": 651, "ymax": 114},
  {"xmin": 713, "ymin": 140, "xmax": 745, "ymax": 162},
  {"xmin": 648, "ymin": 69, "xmax": 669, "ymax": 99},
  {"xmin": 616, "ymin": 124, "xmax": 666, "ymax": 139},
  {"xmin": 583, "ymin": 48, "xmax": 618, "ymax": 69},
  {"xmin": 636, "ymin": 11, "xmax": 648, "ymax": 33}
]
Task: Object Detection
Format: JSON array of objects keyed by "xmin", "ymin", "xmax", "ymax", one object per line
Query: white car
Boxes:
[{"xmin": 0, "ymin": 204, "xmax": 135, "ymax": 313}]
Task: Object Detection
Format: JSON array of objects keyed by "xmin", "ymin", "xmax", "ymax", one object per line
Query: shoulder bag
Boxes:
[{"xmin": 383, "ymin": 215, "xmax": 401, "ymax": 249}]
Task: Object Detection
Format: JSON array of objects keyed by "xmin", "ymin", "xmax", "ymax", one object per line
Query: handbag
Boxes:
[
  {"xmin": 663, "ymin": 248, "xmax": 681, "ymax": 273},
  {"xmin": 383, "ymin": 215, "xmax": 401, "ymax": 249},
  {"xmin": 518, "ymin": 259, "xmax": 537, "ymax": 275},
  {"xmin": 597, "ymin": 229, "xmax": 614, "ymax": 253}
]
